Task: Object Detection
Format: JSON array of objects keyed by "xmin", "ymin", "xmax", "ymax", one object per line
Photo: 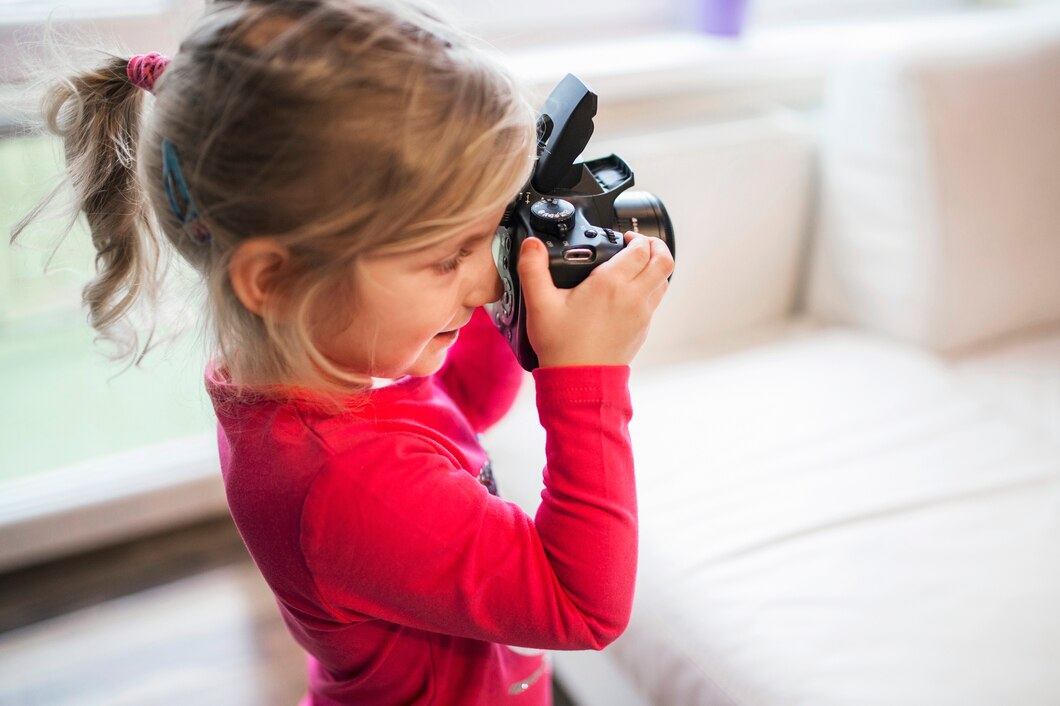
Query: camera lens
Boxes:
[{"xmin": 613, "ymin": 190, "xmax": 676, "ymax": 264}]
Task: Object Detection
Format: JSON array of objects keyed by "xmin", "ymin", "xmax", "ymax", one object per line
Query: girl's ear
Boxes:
[{"xmin": 228, "ymin": 237, "xmax": 291, "ymax": 319}]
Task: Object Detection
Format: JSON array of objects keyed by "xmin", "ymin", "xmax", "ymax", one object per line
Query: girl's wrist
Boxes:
[{"xmin": 537, "ymin": 359, "xmax": 630, "ymax": 369}]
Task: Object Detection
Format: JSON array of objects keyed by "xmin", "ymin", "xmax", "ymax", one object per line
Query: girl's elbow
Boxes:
[
  {"xmin": 594, "ymin": 616, "xmax": 632, "ymax": 650},
  {"xmin": 569, "ymin": 609, "xmax": 632, "ymax": 651}
]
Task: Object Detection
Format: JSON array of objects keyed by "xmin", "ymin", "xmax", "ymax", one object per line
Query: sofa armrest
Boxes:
[{"xmin": 806, "ymin": 9, "xmax": 1060, "ymax": 353}]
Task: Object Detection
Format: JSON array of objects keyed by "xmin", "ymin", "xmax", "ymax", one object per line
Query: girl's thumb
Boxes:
[{"xmin": 517, "ymin": 237, "xmax": 551, "ymax": 295}]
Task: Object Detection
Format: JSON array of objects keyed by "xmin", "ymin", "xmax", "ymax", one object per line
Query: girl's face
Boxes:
[{"xmin": 313, "ymin": 203, "xmax": 508, "ymax": 380}]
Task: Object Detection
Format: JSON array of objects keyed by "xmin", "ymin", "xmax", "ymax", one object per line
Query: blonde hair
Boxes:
[{"xmin": 9, "ymin": 0, "xmax": 539, "ymax": 414}]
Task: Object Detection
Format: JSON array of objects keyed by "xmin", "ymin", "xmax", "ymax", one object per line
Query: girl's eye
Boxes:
[{"xmin": 435, "ymin": 248, "xmax": 471, "ymax": 273}]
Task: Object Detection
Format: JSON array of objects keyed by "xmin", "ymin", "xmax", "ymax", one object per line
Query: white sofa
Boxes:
[{"xmin": 483, "ymin": 10, "xmax": 1060, "ymax": 706}]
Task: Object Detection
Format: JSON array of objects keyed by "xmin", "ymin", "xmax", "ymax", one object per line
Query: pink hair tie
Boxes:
[{"xmin": 126, "ymin": 52, "xmax": 171, "ymax": 94}]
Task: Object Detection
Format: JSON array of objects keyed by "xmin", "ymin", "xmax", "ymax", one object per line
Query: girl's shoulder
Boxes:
[
  {"xmin": 205, "ymin": 357, "xmax": 460, "ymax": 468},
  {"xmin": 204, "ymin": 357, "xmax": 432, "ymax": 414}
]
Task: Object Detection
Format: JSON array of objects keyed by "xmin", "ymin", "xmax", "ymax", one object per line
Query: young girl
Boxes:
[{"xmin": 13, "ymin": 0, "xmax": 673, "ymax": 703}]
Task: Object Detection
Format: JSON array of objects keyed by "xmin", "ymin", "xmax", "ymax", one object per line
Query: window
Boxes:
[
  {"xmin": 1, "ymin": 0, "xmax": 215, "ymax": 569},
  {"xmin": 1, "ymin": 135, "xmax": 215, "ymax": 486}
]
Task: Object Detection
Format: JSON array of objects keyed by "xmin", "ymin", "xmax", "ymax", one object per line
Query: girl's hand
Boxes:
[{"xmin": 517, "ymin": 231, "xmax": 674, "ymax": 368}]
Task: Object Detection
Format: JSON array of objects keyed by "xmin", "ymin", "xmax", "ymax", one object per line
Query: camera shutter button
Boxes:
[{"xmin": 584, "ymin": 228, "xmax": 598, "ymax": 238}]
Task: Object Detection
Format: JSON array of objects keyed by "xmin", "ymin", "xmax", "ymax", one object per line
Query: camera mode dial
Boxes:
[{"xmin": 529, "ymin": 197, "xmax": 576, "ymax": 237}]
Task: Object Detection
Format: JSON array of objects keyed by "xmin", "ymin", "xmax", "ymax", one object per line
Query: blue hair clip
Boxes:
[{"xmin": 162, "ymin": 137, "xmax": 211, "ymax": 245}]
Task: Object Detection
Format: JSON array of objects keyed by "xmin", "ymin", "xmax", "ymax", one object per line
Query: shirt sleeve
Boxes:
[
  {"xmin": 299, "ymin": 365, "xmax": 636, "ymax": 651},
  {"xmin": 434, "ymin": 305, "xmax": 525, "ymax": 435}
]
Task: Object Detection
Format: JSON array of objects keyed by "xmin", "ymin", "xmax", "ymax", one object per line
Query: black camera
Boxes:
[{"xmin": 486, "ymin": 73, "xmax": 677, "ymax": 371}]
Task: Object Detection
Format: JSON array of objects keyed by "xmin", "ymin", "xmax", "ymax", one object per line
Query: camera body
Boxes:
[{"xmin": 486, "ymin": 73, "xmax": 677, "ymax": 371}]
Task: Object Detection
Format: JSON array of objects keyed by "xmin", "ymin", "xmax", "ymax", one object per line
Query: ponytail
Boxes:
[{"xmin": 10, "ymin": 53, "xmax": 166, "ymax": 372}]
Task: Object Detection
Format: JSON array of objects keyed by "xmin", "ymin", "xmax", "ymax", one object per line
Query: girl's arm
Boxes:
[
  {"xmin": 434, "ymin": 305, "xmax": 525, "ymax": 434},
  {"xmin": 300, "ymin": 365, "xmax": 636, "ymax": 650}
]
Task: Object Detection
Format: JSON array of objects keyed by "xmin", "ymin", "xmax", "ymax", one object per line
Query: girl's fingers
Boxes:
[
  {"xmin": 647, "ymin": 276, "xmax": 669, "ymax": 310},
  {"xmin": 591, "ymin": 231, "xmax": 652, "ymax": 281},
  {"xmin": 631, "ymin": 234, "xmax": 674, "ymax": 285}
]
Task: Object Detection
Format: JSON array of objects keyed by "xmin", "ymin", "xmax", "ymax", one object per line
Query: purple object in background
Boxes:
[{"xmin": 699, "ymin": 0, "xmax": 749, "ymax": 37}]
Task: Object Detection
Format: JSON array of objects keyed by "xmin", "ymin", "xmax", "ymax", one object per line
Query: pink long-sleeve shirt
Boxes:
[{"xmin": 204, "ymin": 306, "xmax": 637, "ymax": 705}]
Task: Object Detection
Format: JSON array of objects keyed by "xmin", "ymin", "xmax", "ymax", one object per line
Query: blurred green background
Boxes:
[{"xmin": 0, "ymin": 134, "xmax": 216, "ymax": 483}]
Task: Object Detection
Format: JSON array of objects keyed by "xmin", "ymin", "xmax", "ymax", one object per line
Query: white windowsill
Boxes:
[
  {"xmin": 0, "ymin": 433, "xmax": 225, "ymax": 572},
  {"xmin": 3, "ymin": 4, "xmax": 1056, "ymax": 572}
]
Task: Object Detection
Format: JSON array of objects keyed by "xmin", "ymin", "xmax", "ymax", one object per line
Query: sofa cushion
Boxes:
[
  {"xmin": 485, "ymin": 326, "xmax": 1060, "ymax": 705},
  {"xmin": 806, "ymin": 11, "xmax": 1060, "ymax": 353},
  {"xmin": 946, "ymin": 322, "xmax": 1060, "ymax": 444}
]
